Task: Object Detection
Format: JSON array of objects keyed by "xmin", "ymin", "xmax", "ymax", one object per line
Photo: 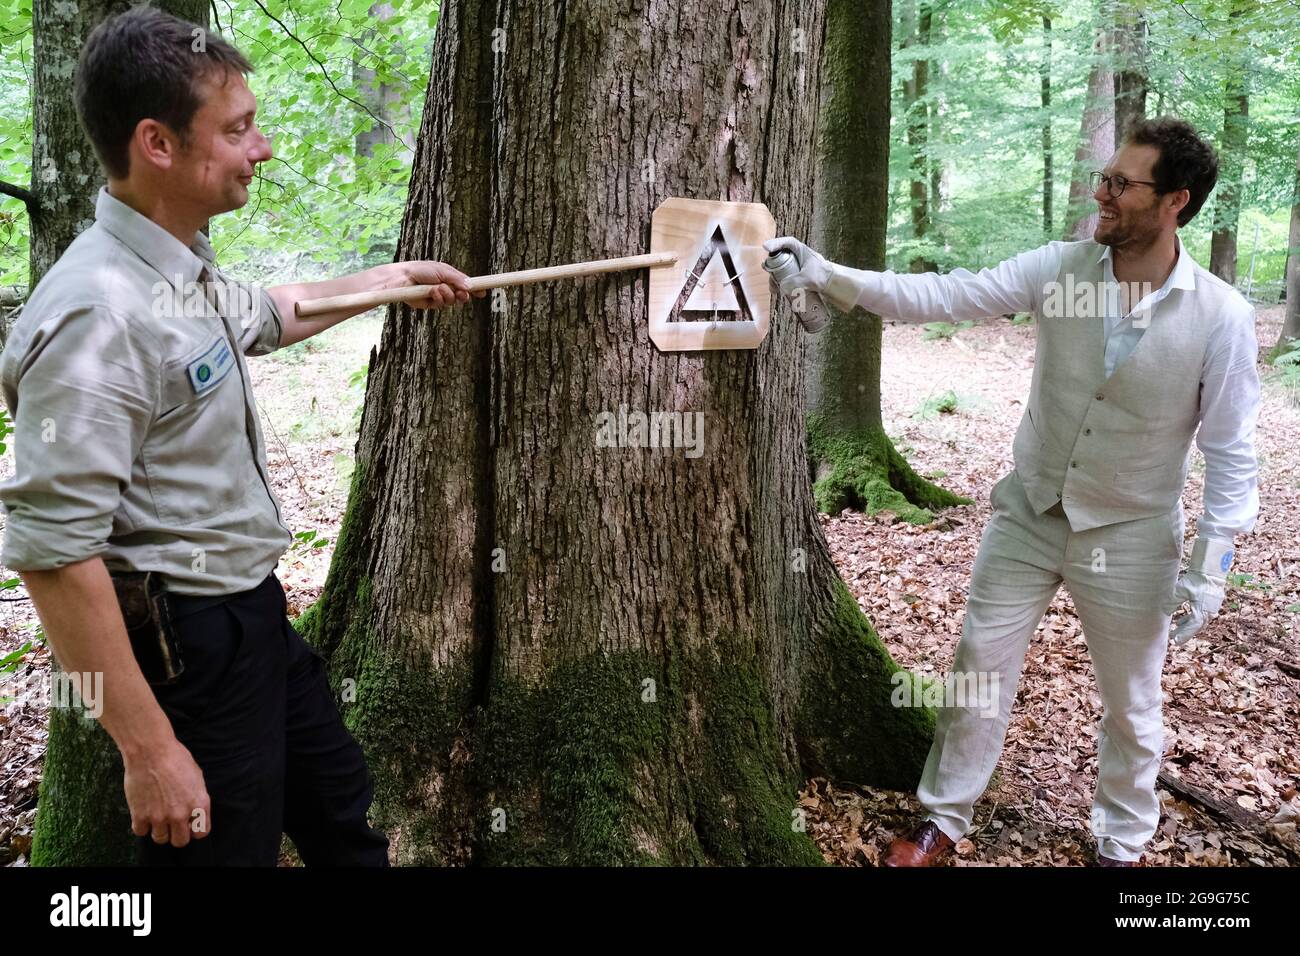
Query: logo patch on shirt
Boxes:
[{"xmin": 187, "ymin": 336, "xmax": 234, "ymax": 395}]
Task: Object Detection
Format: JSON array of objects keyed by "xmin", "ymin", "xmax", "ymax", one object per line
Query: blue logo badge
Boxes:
[{"xmin": 1220, "ymin": 551, "xmax": 1233, "ymax": 573}]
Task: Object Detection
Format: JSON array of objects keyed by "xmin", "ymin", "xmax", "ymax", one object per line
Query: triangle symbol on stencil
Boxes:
[{"xmin": 673, "ymin": 225, "xmax": 753, "ymax": 322}]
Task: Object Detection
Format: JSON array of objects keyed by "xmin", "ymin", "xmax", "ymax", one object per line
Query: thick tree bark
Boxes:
[
  {"xmin": 806, "ymin": 0, "xmax": 968, "ymax": 521},
  {"xmin": 1063, "ymin": 28, "xmax": 1114, "ymax": 242},
  {"xmin": 29, "ymin": 0, "xmax": 213, "ymax": 867},
  {"xmin": 1112, "ymin": 4, "xmax": 1146, "ymax": 144},
  {"xmin": 302, "ymin": 0, "xmax": 934, "ymax": 865}
]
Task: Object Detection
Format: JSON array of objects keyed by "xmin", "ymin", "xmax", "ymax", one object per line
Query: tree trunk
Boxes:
[
  {"xmin": 806, "ymin": 0, "xmax": 968, "ymax": 521},
  {"xmin": 926, "ymin": 15, "xmax": 943, "ymax": 254},
  {"xmin": 900, "ymin": 0, "xmax": 934, "ymax": 273},
  {"xmin": 1112, "ymin": 4, "xmax": 1147, "ymax": 144},
  {"xmin": 29, "ymin": 0, "xmax": 212, "ymax": 867},
  {"xmin": 1276, "ymin": 132, "xmax": 1300, "ymax": 351},
  {"xmin": 1208, "ymin": 43, "xmax": 1249, "ymax": 284},
  {"xmin": 352, "ymin": 2, "xmax": 413, "ymax": 160},
  {"xmin": 1063, "ymin": 28, "xmax": 1114, "ymax": 241},
  {"xmin": 300, "ymin": 0, "xmax": 935, "ymax": 866},
  {"xmin": 1041, "ymin": 15, "xmax": 1052, "ymax": 240}
]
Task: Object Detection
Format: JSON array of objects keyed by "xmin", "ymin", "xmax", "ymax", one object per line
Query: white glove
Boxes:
[
  {"xmin": 762, "ymin": 237, "xmax": 865, "ymax": 313},
  {"xmin": 1160, "ymin": 535, "xmax": 1235, "ymax": 645}
]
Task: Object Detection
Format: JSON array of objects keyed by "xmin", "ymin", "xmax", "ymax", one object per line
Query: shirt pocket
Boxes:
[{"xmin": 144, "ymin": 342, "xmax": 255, "ymax": 523}]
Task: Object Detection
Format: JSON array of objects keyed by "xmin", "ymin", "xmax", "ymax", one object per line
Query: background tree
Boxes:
[
  {"xmin": 1276, "ymin": 132, "xmax": 1300, "ymax": 352},
  {"xmin": 806, "ymin": 0, "xmax": 968, "ymax": 521},
  {"xmin": 1208, "ymin": 0, "xmax": 1251, "ymax": 283},
  {"xmin": 899, "ymin": 0, "xmax": 937, "ymax": 273},
  {"xmin": 1063, "ymin": 26, "xmax": 1113, "ymax": 240},
  {"xmin": 1041, "ymin": 14, "xmax": 1053, "ymax": 239},
  {"xmin": 1112, "ymin": 0, "xmax": 1147, "ymax": 143}
]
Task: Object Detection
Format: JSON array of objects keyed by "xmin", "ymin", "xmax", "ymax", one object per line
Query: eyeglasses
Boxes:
[{"xmin": 1090, "ymin": 171, "xmax": 1158, "ymax": 199}]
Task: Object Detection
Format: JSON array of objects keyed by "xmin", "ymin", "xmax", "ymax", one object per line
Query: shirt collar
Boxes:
[
  {"xmin": 1095, "ymin": 233, "xmax": 1196, "ymax": 293},
  {"xmin": 94, "ymin": 186, "xmax": 218, "ymax": 290}
]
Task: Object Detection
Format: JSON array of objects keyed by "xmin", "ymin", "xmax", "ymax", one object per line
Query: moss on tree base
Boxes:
[
  {"xmin": 796, "ymin": 579, "xmax": 938, "ymax": 791},
  {"xmin": 808, "ymin": 414, "xmax": 973, "ymax": 520},
  {"xmin": 30, "ymin": 705, "xmax": 133, "ymax": 866}
]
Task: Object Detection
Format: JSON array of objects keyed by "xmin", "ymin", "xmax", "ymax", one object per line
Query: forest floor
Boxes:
[{"xmin": 1, "ymin": 304, "xmax": 1296, "ymax": 867}]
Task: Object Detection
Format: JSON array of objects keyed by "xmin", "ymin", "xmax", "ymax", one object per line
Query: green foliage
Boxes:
[
  {"xmin": 0, "ymin": 404, "xmax": 12, "ymax": 455},
  {"xmin": 921, "ymin": 319, "xmax": 974, "ymax": 340},
  {"xmin": 0, "ymin": 0, "xmax": 439, "ymax": 288},
  {"xmin": 888, "ymin": 0, "xmax": 1300, "ymax": 295},
  {"xmin": 291, "ymin": 528, "xmax": 331, "ymax": 553},
  {"xmin": 915, "ymin": 389, "xmax": 961, "ymax": 418},
  {"xmin": 0, "ymin": 0, "xmax": 33, "ymax": 288},
  {"xmin": 1226, "ymin": 571, "xmax": 1270, "ymax": 592},
  {"xmin": 208, "ymin": 0, "xmax": 438, "ymax": 271},
  {"xmin": 1272, "ymin": 336, "xmax": 1300, "ymax": 403}
]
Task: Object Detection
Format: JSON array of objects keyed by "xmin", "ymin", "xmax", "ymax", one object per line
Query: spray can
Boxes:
[{"xmin": 762, "ymin": 250, "xmax": 830, "ymax": 333}]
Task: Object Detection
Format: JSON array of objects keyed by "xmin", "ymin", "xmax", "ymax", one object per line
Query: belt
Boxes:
[{"xmin": 112, "ymin": 570, "xmax": 280, "ymax": 622}]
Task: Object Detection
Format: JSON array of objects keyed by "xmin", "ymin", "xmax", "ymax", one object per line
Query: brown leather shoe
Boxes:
[{"xmin": 883, "ymin": 820, "xmax": 956, "ymax": 867}]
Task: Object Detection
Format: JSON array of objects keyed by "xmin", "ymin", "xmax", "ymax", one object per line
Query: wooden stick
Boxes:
[{"xmin": 295, "ymin": 251, "xmax": 680, "ymax": 317}]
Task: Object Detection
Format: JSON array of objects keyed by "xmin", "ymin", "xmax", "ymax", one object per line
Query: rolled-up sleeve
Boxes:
[
  {"xmin": 218, "ymin": 270, "xmax": 283, "ymax": 356},
  {"xmin": 0, "ymin": 307, "xmax": 160, "ymax": 570}
]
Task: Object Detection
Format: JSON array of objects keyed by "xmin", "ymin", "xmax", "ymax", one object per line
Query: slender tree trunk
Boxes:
[
  {"xmin": 300, "ymin": 0, "xmax": 935, "ymax": 865},
  {"xmin": 1209, "ymin": 38, "xmax": 1250, "ymax": 284},
  {"xmin": 901, "ymin": 0, "xmax": 934, "ymax": 273},
  {"xmin": 926, "ymin": 14, "xmax": 943, "ymax": 252},
  {"xmin": 30, "ymin": 0, "xmax": 212, "ymax": 867},
  {"xmin": 1112, "ymin": 4, "xmax": 1147, "ymax": 144},
  {"xmin": 1276, "ymin": 133, "xmax": 1300, "ymax": 350},
  {"xmin": 1063, "ymin": 28, "xmax": 1114, "ymax": 241},
  {"xmin": 352, "ymin": 2, "xmax": 414, "ymax": 160},
  {"xmin": 1041, "ymin": 15, "xmax": 1053, "ymax": 240},
  {"xmin": 806, "ymin": 0, "xmax": 967, "ymax": 521}
]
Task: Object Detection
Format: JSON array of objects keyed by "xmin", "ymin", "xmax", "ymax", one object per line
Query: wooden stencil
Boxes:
[{"xmin": 648, "ymin": 198, "xmax": 775, "ymax": 351}]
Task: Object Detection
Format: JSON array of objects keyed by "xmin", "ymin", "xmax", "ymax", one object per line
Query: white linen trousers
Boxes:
[{"xmin": 916, "ymin": 466, "xmax": 1183, "ymax": 861}]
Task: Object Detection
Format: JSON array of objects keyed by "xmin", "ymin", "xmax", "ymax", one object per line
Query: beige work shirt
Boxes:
[{"xmin": 0, "ymin": 187, "xmax": 292, "ymax": 595}]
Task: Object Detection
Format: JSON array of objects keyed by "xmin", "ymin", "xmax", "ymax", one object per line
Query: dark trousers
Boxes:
[{"xmin": 137, "ymin": 573, "xmax": 389, "ymax": 866}]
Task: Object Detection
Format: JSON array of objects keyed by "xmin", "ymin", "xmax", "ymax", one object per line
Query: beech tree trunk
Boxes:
[
  {"xmin": 1209, "ymin": 30, "xmax": 1249, "ymax": 285},
  {"xmin": 900, "ymin": 0, "xmax": 935, "ymax": 273},
  {"xmin": 352, "ymin": 1, "xmax": 414, "ymax": 160},
  {"xmin": 1276, "ymin": 133, "xmax": 1300, "ymax": 351},
  {"xmin": 806, "ymin": 0, "xmax": 968, "ymax": 522},
  {"xmin": 1041, "ymin": 16, "xmax": 1053, "ymax": 240},
  {"xmin": 1063, "ymin": 28, "xmax": 1114, "ymax": 242},
  {"xmin": 300, "ymin": 0, "xmax": 934, "ymax": 865},
  {"xmin": 1112, "ymin": 3, "xmax": 1147, "ymax": 144}
]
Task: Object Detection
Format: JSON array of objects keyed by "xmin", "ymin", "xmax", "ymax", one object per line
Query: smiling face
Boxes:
[
  {"xmin": 1092, "ymin": 143, "xmax": 1184, "ymax": 251},
  {"xmin": 168, "ymin": 67, "xmax": 272, "ymax": 218}
]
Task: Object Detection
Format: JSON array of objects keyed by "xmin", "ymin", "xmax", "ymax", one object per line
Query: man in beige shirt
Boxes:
[{"xmin": 0, "ymin": 7, "xmax": 480, "ymax": 865}]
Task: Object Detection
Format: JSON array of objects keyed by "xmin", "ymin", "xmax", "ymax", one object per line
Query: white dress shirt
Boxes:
[{"xmin": 839, "ymin": 236, "xmax": 1260, "ymax": 540}]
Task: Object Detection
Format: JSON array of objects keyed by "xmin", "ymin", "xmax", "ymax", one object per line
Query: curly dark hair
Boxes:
[
  {"xmin": 75, "ymin": 6, "xmax": 253, "ymax": 180},
  {"xmin": 1122, "ymin": 117, "xmax": 1220, "ymax": 227}
]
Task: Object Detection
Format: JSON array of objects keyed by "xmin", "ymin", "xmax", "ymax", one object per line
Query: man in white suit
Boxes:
[{"xmin": 767, "ymin": 117, "xmax": 1260, "ymax": 867}]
